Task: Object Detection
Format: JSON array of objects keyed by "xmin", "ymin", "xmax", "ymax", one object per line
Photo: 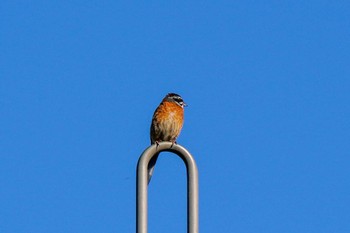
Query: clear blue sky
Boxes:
[{"xmin": 1, "ymin": 1, "xmax": 350, "ymax": 233}]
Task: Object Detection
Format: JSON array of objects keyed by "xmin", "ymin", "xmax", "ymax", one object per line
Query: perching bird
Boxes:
[{"xmin": 148, "ymin": 93, "xmax": 187, "ymax": 183}]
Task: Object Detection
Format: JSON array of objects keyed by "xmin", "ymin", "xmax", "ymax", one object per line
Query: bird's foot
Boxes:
[
  {"xmin": 170, "ymin": 140, "xmax": 177, "ymax": 148},
  {"xmin": 155, "ymin": 141, "xmax": 160, "ymax": 150}
]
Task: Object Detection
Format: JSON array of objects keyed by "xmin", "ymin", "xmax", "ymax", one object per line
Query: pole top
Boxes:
[{"xmin": 138, "ymin": 142, "xmax": 196, "ymax": 168}]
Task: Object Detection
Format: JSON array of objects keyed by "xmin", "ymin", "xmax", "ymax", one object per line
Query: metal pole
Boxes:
[{"xmin": 136, "ymin": 142, "xmax": 199, "ymax": 233}]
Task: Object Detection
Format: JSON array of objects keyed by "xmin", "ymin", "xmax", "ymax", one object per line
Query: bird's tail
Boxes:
[{"xmin": 147, "ymin": 152, "xmax": 159, "ymax": 184}]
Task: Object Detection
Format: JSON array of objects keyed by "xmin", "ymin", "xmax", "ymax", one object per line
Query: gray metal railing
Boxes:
[{"xmin": 136, "ymin": 142, "xmax": 199, "ymax": 233}]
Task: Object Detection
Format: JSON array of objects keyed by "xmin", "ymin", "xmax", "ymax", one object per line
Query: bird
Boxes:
[{"xmin": 148, "ymin": 93, "xmax": 187, "ymax": 183}]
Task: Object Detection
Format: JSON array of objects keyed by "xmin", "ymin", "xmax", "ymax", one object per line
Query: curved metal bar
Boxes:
[{"xmin": 136, "ymin": 142, "xmax": 199, "ymax": 233}]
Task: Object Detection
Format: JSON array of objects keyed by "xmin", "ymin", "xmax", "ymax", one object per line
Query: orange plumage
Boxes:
[{"xmin": 150, "ymin": 101, "xmax": 184, "ymax": 144}]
